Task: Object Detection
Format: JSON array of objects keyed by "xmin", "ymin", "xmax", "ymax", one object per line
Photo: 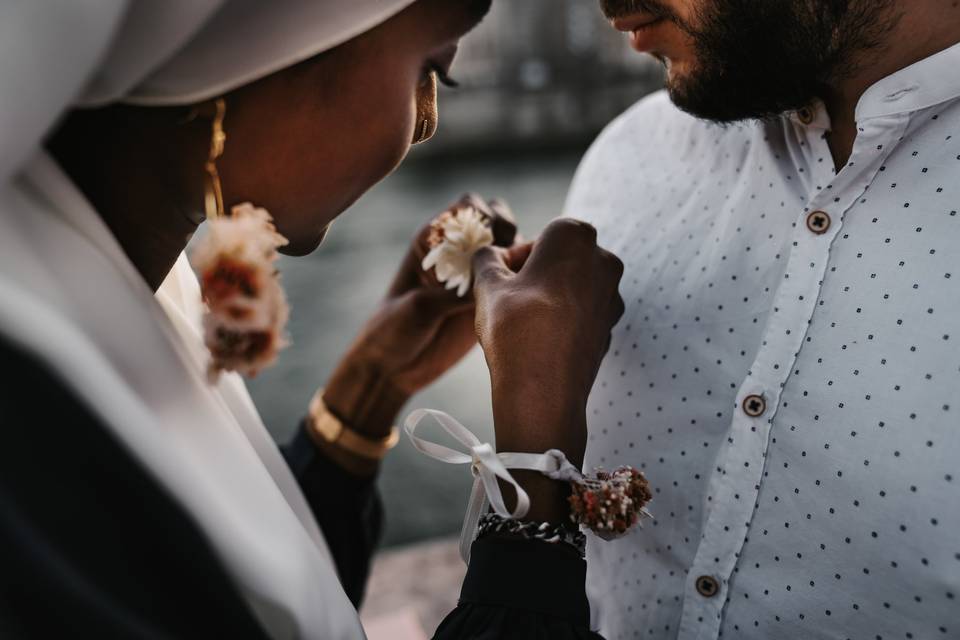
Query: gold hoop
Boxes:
[
  {"xmin": 204, "ymin": 98, "xmax": 227, "ymax": 220},
  {"xmin": 416, "ymin": 119, "xmax": 430, "ymax": 144}
]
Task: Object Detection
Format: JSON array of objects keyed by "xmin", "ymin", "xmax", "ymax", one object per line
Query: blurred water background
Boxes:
[{"xmin": 248, "ymin": 0, "xmax": 663, "ymax": 548}]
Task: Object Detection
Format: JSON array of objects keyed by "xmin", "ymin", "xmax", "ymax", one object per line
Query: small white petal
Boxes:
[
  {"xmin": 422, "ymin": 246, "xmax": 442, "ymax": 271},
  {"xmin": 421, "ymin": 206, "xmax": 494, "ymax": 296}
]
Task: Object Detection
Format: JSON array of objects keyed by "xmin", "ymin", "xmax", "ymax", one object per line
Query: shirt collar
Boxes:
[
  {"xmin": 856, "ymin": 41, "xmax": 960, "ymax": 121},
  {"xmin": 788, "ymin": 99, "xmax": 831, "ymax": 130}
]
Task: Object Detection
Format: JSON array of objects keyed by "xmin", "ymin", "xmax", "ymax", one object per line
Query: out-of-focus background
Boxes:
[{"xmin": 246, "ymin": 0, "xmax": 663, "ymax": 634}]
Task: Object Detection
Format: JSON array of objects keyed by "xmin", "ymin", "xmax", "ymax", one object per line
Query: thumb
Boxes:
[{"xmin": 472, "ymin": 245, "xmax": 513, "ymax": 294}]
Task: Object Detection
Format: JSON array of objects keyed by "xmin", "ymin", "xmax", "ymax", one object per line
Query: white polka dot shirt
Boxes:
[{"xmin": 564, "ymin": 43, "xmax": 960, "ymax": 640}]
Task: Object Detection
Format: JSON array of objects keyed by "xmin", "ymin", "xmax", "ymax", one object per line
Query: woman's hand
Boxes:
[
  {"xmin": 323, "ymin": 195, "xmax": 526, "ymax": 443},
  {"xmin": 472, "ymin": 218, "xmax": 625, "ymax": 522}
]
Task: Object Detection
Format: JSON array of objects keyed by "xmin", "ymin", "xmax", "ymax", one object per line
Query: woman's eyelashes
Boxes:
[{"xmin": 426, "ymin": 62, "xmax": 460, "ymax": 88}]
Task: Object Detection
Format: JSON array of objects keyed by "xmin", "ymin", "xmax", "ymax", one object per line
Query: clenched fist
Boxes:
[{"xmin": 472, "ymin": 218, "xmax": 625, "ymax": 521}]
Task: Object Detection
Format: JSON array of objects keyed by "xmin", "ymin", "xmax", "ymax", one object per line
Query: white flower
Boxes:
[{"xmin": 421, "ymin": 206, "xmax": 494, "ymax": 297}]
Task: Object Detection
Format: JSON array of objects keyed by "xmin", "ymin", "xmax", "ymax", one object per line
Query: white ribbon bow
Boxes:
[{"xmin": 403, "ymin": 408, "xmax": 583, "ymax": 563}]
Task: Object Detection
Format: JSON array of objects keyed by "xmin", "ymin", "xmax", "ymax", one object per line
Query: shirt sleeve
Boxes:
[
  {"xmin": 433, "ymin": 537, "xmax": 606, "ymax": 639},
  {"xmin": 280, "ymin": 422, "xmax": 384, "ymax": 607}
]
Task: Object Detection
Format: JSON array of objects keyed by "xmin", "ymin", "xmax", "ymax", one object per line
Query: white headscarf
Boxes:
[
  {"xmin": 0, "ymin": 0, "xmax": 417, "ymax": 183},
  {"xmin": 0, "ymin": 2, "xmax": 417, "ymax": 638}
]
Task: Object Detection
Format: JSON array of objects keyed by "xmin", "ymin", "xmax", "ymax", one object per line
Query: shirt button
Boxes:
[
  {"xmin": 797, "ymin": 106, "xmax": 815, "ymax": 125},
  {"xmin": 742, "ymin": 394, "xmax": 766, "ymax": 417},
  {"xmin": 696, "ymin": 575, "xmax": 720, "ymax": 598},
  {"xmin": 806, "ymin": 210, "xmax": 832, "ymax": 235}
]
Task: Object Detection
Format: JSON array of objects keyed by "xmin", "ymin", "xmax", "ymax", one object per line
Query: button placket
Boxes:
[
  {"xmin": 678, "ymin": 124, "xmax": 904, "ymax": 639},
  {"xmin": 678, "ymin": 371, "xmax": 779, "ymax": 635}
]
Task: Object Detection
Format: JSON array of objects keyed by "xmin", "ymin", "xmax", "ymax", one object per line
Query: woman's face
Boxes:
[{"xmin": 218, "ymin": 0, "xmax": 492, "ymax": 255}]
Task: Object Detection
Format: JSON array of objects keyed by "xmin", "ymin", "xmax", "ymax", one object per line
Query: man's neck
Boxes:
[{"xmin": 822, "ymin": 1, "xmax": 960, "ymax": 171}]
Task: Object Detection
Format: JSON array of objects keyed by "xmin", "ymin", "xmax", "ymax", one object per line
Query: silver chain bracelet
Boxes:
[{"xmin": 476, "ymin": 513, "xmax": 587, "ymax": 558}]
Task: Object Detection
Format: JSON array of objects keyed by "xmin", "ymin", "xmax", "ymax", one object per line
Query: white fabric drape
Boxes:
[
  {"xmin": 83, "ymin": 0, "xmax": 420, "ymax": 106},
  {"xmin": 0, "ymin": 154, "xmax": 360, "ymax": 638},
  {"xmin": 0, "ymin": 1, "xmax": 418, "ymax": 637}
]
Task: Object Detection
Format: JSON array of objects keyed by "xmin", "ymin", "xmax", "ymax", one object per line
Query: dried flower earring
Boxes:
[{"xmin": 190, "ymin": 98, "xmax": 291, "ymax": 382}]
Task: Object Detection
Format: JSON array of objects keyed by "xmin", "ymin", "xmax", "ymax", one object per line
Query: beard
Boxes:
[{"xmin": 601, "ymin": 0, "xmax": 899, "ymax": 123}]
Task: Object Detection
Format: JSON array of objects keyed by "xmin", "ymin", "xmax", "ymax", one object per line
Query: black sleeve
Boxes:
[
  {"xmin": 280, "ymin": 424, "xmax": 384, "ymax": 607},
  {"xmin": 0, "ymin": 339, "xmax": 270, "ymax": 639},
  {"xmin": 433, "ymin": 537, "xmax": 606, "ymax": 639}
]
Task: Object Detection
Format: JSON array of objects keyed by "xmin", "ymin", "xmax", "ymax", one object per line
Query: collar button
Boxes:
[{"xmin": 797, "ymin": 106, "xmax": 815, "ymax": 125}]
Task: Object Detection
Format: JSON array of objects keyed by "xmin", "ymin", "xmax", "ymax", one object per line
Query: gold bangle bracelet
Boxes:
[{"xmin": 307, "ymin": 390, "xmax": 399, "ymax": 460}]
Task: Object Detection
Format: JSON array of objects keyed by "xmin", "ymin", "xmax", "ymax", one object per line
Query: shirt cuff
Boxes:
[
  {"xmin": 282, "ymin": 420, "xmax": 380, "ymax": 501},
  {"xmin": 459, "ymin": 537, "xmax": 592, "ymax": 627}
]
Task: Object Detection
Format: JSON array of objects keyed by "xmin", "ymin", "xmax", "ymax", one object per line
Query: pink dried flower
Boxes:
[{"xmin": 569, "ymin": 466, "xmax": 652, "ymax": 540}]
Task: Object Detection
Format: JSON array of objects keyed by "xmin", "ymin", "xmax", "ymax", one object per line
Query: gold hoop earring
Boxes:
[
  {"xmin": 190, "ymin": 97, "xmax": 291, "ymax": 382},
  {"xmin": 204, "ymin": 98, "xmax": 227, "ymax": 220},
  {"xmin": 416, "ymin": 119, "xmax": 430, "ymax": 144}
]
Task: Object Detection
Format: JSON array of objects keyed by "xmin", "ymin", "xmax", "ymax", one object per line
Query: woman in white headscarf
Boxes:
[{"xmin": 0, "ymin": 1, "xmax": 625, "ymax": 638}]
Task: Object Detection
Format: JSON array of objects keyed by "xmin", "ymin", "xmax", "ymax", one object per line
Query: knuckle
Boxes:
[
  {"xmin": 475, "ymin": 264, "xmax": 507, "ymax": 286},
  {"xmin": 546, "ymin": 217, "xmax": 597, "ymax": 242},
  {"xmin": 600, "ymin": 249, "xmax": 625, "ymax": 278},
  {"xmin": 577, "ymin": 220, "xmax": 599, "ymax": 241},
  {"xmin": 471, "ymin": 247, "xmax": 497, "ymax": 273},
  {"xmin": 471, "ymin": 246, "xmax": 496, "ymax": 268},
  {"xmin": 472, "ymin": 248, "xmax": 506, "ymax": 280},
  {"xmin": 612, "ymin": 294, "xmax": 626, "ymax": 323},
  {"xmin": 472, "ymin": 244, "xmax": 494, "ymax": 262}
]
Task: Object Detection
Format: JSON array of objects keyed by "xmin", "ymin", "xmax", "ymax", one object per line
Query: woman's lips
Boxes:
[{"xmin": 611, "ymin": 14, "xmax": 666, "ymax": 52}]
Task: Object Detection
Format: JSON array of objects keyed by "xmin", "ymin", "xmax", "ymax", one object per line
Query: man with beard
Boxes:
[{"xmin": 564, "ymin": 1, "xmax": 959, "ymax": 638}]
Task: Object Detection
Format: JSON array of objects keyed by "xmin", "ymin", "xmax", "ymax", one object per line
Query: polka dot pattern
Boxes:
[{"xmin": 564, "ymin": 75, "xmax": 960, "ymax": 640}]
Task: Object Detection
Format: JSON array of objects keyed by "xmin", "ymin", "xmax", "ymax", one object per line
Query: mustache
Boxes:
[{"xmin": 599, "ymin": 0, "xmax": 672, "ymax": 20}]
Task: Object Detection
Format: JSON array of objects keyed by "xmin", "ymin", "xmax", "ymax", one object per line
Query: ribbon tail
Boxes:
[{"xmin": 459, "ymin": 478, "xmax": 488, "ymax": 564}]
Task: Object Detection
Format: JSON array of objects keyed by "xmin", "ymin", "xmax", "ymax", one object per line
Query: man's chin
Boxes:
[
  {"xmin": 665, "ymin": 76, "xmax": 807, "ymax": 125},
  {"xmin": 666, "ymin": 86, "xmax": 743, "ymax": 124}
]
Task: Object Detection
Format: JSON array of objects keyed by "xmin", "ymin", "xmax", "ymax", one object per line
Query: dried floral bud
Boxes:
[{"xmin": 568, "ymin": 466, "xmax": 652, "ymax": 540}]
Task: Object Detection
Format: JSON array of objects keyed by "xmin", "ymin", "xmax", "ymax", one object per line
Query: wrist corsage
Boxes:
[
  {"xmin": 568, "ymin": 466, "xmax": 653, "ymax": 540},
  {"xmin": 403, "ymin": 408, "xmax": 653, "ymax": 563}
]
